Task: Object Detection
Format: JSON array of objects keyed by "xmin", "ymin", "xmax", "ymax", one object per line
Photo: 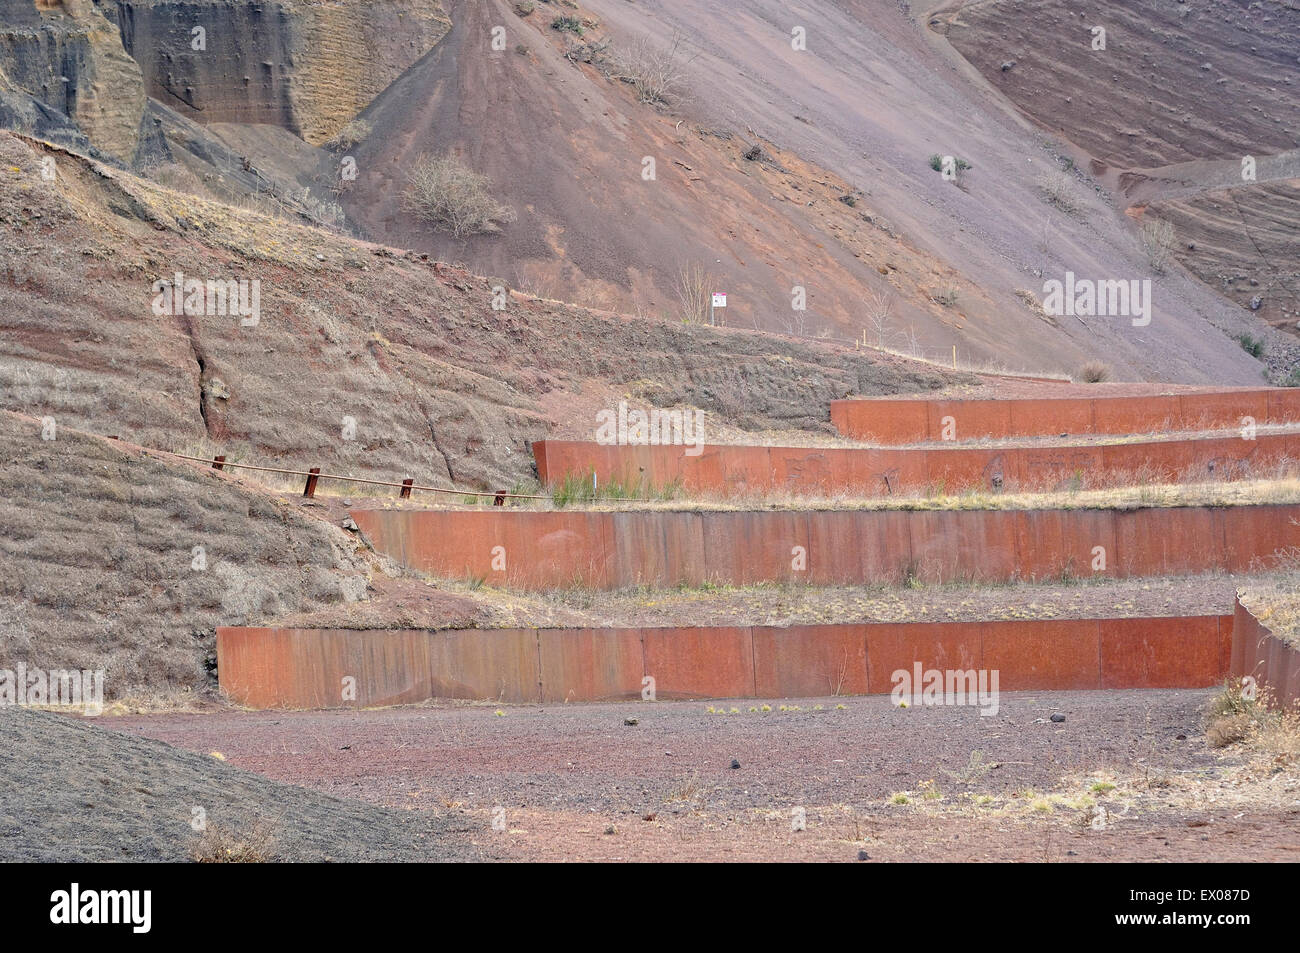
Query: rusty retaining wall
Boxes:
[
  {"xmin": 533, "ymin": 431, "xmax": 1300, "ymax": 497},
  {"xmin": 830, "ymin": 388, "xmax": 1300, "ymax": 443},
  {"xmin": 1230, "ymin": 597, "xmax": 1300, "ymax": 711},
  {"xmin": 350, "ymin": 503, "xmax": 1300, "ymax": 591},
  {"xmin": 216, "ymin": 614, "xmax": 1233, "ymax": 708}
]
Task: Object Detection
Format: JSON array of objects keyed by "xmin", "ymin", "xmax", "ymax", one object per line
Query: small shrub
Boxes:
[
  {"xmin": 329, "ymin": 118, "xmax": 372, "ymax": 152},
  {"xmin": 932, "ymin": 284, "xmax": 959, "ymax": 307},
  {"xmin": 1140, "ymin": 217, "xmax": 1177, "ymax": 274},
  {"xmin": 928, "ymin": 154, "xmax": 971, "ymax": 186},
  {"xmin": 401, "ymin": 153, "xmax": 516, "ymax": 237},
  {"xmin": 1037, "ymin": 170, "xmax": 1079, "ymax": 214},
  {"xmin": 1077, "ymin": 360, "xmax": 1111, "ymax": 383},
  {"xmin": 190, "ymin": 822, "xmax": 276, "ymax": 863},
  {"xmin": 1207, "ymin": 713, "xmax": 1253, "ymax": 748},
  {"xmin": 551, "ymin": 15, "xmax": 583, "ymax": 34},
  {"xmin": 1236, "ymin": 334, "xmax": 1265, "ymax": 359}
]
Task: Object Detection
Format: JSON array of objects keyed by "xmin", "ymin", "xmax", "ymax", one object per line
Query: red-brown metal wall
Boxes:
[
  {"xmin": 1231, "ymin": 597, "xmax": 1300, "ymax": 711},
  {"xmin": 829, "ymin": 388, "xmax": 1300, "ymax": 443},
  {"xmin": 216, "ymin": 615, "xmax": 1233, "ymax": 709},
  {"xmin": 350, "ymin": 504, "xmax": 1300, "ymax": 591},
  {"xmin": 532, "ymin": 431, "xmax": 1300, "ymax": 497}
]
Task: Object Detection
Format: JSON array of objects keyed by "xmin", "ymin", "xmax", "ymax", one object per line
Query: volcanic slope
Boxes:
[
  {"xmin": 341, "ymin": 0, "xmax": 1275, "ymax": 382},
  {"xmin": 942, "ymin": 0, "xmax": 1300, "ymax": 349}
]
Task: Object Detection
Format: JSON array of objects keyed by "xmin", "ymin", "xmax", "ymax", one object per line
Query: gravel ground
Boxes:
[
  {"xmin": 109, "ymin": 688, "xmax": 1300, "ymax": 862},
  {"xmin": 0, "ymin": 708, "xmax": 501, "ymax": 862}
]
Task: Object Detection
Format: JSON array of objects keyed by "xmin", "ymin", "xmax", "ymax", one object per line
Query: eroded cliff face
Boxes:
[
  {"xmin": 0, "ymin": 0, "xmax": 146, "ymax": 163},
  {"xmin": 101, "ymin": 0, "xmax": 449, "ymax": 145}
]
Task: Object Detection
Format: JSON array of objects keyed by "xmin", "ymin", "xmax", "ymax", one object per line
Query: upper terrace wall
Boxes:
[
  {"xmin": 533, "ymin": 431, "xmax": 1300, "ymax": 497},
  {"xmin": 830, "ymin": 389, "xmax": 1300, "ymax": 443}
]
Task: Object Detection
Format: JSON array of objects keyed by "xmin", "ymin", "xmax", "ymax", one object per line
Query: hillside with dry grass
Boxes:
[
  {"xmin": 0, "ymin": 131, "xmax": 951, "ymax": 494},
  {"xmin": 0, "ymin": 410, "xmax": 369, "ymax": 701}
]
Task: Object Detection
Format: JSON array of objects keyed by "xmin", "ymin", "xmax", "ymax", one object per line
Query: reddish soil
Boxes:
[{"xmin": 109, "ymin": 688, "xmax": 1300, "ymax": 861}]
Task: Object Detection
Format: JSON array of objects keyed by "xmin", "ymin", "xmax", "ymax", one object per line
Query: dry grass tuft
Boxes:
[{"xmin": 190, "ymin": 821, "xmax": 277, "ymax": 863}]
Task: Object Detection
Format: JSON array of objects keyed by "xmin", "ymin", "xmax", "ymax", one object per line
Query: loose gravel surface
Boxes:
[
  {"xmin": 110, "ymin": 688, "xmax": 1300, "ymax": 862},
  {"xmin": 0, "ymin": 708, "xmax": 500, "ymax": 862}
]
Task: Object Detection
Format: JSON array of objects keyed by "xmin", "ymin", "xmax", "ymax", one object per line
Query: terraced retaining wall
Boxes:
[
  {"xmin": 533, "ymin": 431, "xmax": 1300, "ymax": 497},
  {"xmin": 830, "ymin": 388, "xmax": 1300, "ymax": 443},
  {"xmin": 350, "ymin": 504, "xmax": 1300, "ymax": 591},
  {"xmin": 217, "ymin": 615, "xmax": 1233, "ymax": 709},
  {"xmin": 1231, "ymin": 597, "xmax": 1300, "ymax": 710}
]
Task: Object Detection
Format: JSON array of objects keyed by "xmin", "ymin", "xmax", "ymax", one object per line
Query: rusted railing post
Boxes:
[
  {"xmin": 303, "ymin": 467, "xmax": 320, "ymax": 498},
  {"xmin": 400, "ymin": 478, "xmax": 413, "ymax": 499},
  {"xmin": 212, "ymin": 455, "xmax": 226, "ymax": 471}
]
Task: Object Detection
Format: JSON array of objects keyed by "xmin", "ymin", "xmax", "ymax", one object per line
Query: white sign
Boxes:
[{"xmin": 711, "ymin": 293, "xmax": 727, "ymax": 308}]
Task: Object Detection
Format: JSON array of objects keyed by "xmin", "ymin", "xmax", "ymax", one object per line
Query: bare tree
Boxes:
[
  {"xmin": 616, "ymin": 31, "xmax": 696, "ymax": 106},
  {"xmin": 401, "ymin": 153, "xmax": 516, "ymax": 237},
  {"xmin": 865, "ymin": 288, "xmax": 896, "ymax": 347},
  {"xmin": 674, "ymin": 263, "xmax": 715, "ymax": 325}
]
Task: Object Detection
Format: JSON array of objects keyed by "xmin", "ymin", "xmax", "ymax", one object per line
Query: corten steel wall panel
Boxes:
[
  {"xmin": 907, "ymin": 510, "xmax": 1022, "ymax": 583},
  {"xmin": 769, "ymin": 448, "xmax": 837, "ymax": 495},
  {"xmin": 1221, "ymin": 505, "xmax": 1300, "ymax": 572},
  {"xmin": 1099, "ymin": 617, "xmax": 1222, "ymax": 689},
  {"xmin": 345, "ymin": 628, "xmax": 436, "ymax": 708},
  {"xmin": 1267, "ymin": 388, "xmax": 1300, "ymax": 423},
  {"xmin": 688, "ymin": 445, "xmax": 773, "ymax": 495},
  {"xmin": 1014, "ymin": 509, "xmax": 1119, "ymax": 581},
  {"xmin": 1218, "ymin": 615, "xmax": 1235, "ymax": 679},
  {"xmin": 926, "ymin": 399, "xmax": 1014, "ymax": 443},
  {"xmin": 1113, "ymin": 507, "xmax": 1226, "ymax": 577},
  {"xmin": 751, "ymin": 625, "xmax": 870, "ymax": 697},
  {"xmin": 217, "ymin": 627, "xmax": 302, "ymax": 708},
  {"xmin": 428, "ymin": 629, "xmax": 540, "ymax": 702},
  {"xmin": 804, "ymin": 511, "xmax": 867, "ymax": 584},
  {"xmin": 1091, "ymin": 395, "xmax": 1181, "ymax": 436},
  {"xmin": 1009, "ymin": 398, "xmax": 1095, "ymax": 438},
  {"xmin": 720, "ymin": 446, "xmax": 777, "ymax": 495},
  {"xmin": 1180, "ymin": 392, "xmax": 1269, "ymax": 431},
  {"xmin": 981, "ymin": 620, "xmax": 1101, "ymax": 690},
  {"xmin": 864, "ymin": 623, "xmax": 982, "ymax": 694},
  {"xmin": 610, "ymin": 511, "xmax": 704, "ymax": 588},
  {"xmin": 922, "ymin": 447, "xmax": 1002, "ymax": 492},
  {"xmin": 1231, "ymin": 598, "xmax": 1263, "ymax": 679},
  {"xmin": 641, "ymin": 627, "xmax": 755, "ymax": 699},
  {"xmin": 831, "ymin": 398, "xmax": 931, "ymax": 442},
  {"xmin": 537, "ymin": 628, "xmax": 645, "ymax": 703},
  {"xmin": 1264, "ymin": 637, "xmax": 1299, "ymax": 709},
  {"xmin": 832, "ymin": 510, "xmax": 915, "ymax": 584},
  {"xmin": 701, "ymin": 511, "xmax": 803, "ymax": 585},
  {"xmin": 216, "ymin": 628, "xmax": 433, "ymax": 709},
  {"xmin": 1014, "ymin": 446, "xmax": 1103, "ymax": 489}
]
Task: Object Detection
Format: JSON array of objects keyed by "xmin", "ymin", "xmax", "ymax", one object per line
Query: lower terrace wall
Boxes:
[{"xmin": 217, "ymin": 615, "xmax": 1233, "ymax": 709}]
